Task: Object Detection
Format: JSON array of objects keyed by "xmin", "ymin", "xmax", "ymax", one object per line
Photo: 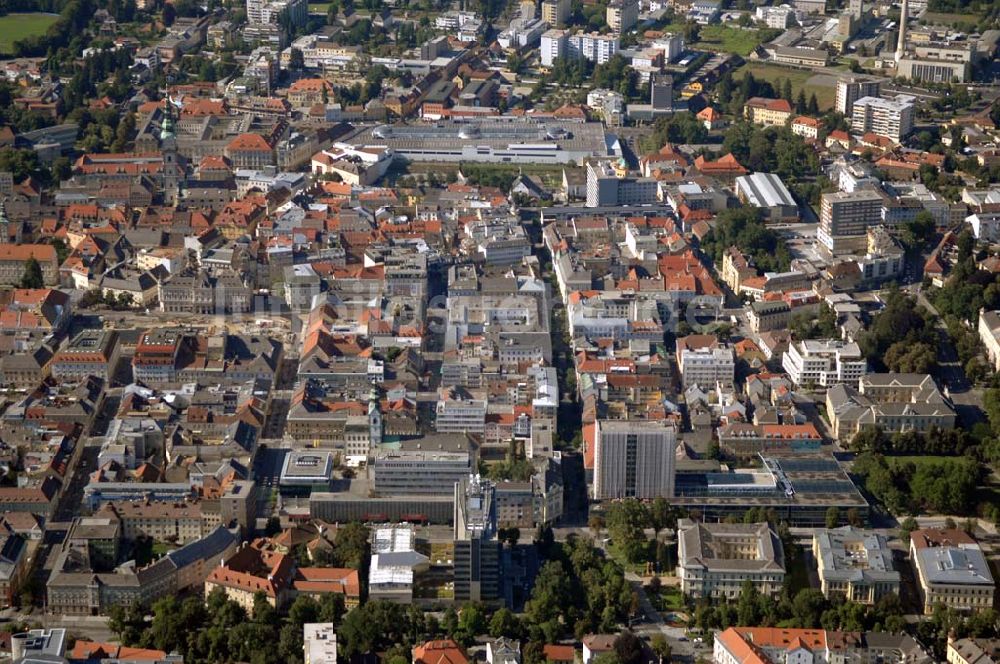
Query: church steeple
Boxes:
[
  {"xmin": 368, "ymin": 386, "xmax": 382, "ymax": 448},
  {"xmin": 160, "ymin": 95, "xmax": 182, "ymax": 205},
  {"xmin": 160, "ymin": 96, "xmax": 176, "ymax": 142},
  {"xmin": 0, "ymin": 199, "xmax": 9, "ymax": 243}
]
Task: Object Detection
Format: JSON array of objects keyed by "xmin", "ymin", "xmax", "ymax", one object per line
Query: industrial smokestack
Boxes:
[{"xmin": 894, "ymin": 0, "xmax": 908, "ymax": 64}]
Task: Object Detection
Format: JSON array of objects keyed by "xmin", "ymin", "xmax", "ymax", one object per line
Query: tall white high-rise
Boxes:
[
  {"xmin": 836, "ymin": 76, "xmax": 881, "ymax": 116},
  {"xmin": 593, "ymin": 420, "xmax": 677, "ymax": 500}
]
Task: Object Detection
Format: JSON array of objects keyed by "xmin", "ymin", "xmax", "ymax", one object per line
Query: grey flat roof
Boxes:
[
  {"xmin": 815, "ymin": 527, "xmax": 899, "ymax": 584},
  {"xmin": 916, "ymin": 546, "xmax": 995, "ymax": 586},
  {"xmin": 349, "ymin": 118, "xmax": 607, "ymax": 154},
  {"xmin": 736, "ymin": 173, "xmax": 797, "ymax": 209}
]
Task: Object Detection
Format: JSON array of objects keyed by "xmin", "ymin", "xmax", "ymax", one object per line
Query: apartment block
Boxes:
[
  {"xmin": 851, "ymin": 95, "xmax": 915, "ymax": 143},
  {"xmin": 50, "ymin": 330, "xmax": 120, "ymax": 383},
  {"xmin": 715, "ymin": 627, "xmax": 933, "ymax": 664},
  {"xmin": 541, "ymin": 0, "xmax": 570, "ymax": 27},
  {"xmin": 818, "ymin": 190, "xmax": 885, "ymax": 252},
  {"xmin": 747, "ymin": 300, "xmax": 791, "ymax": 334},
  {"xmin": 0, "ymin": 244, "xmax": 58, "ymax": 286},
  {"xmin": 679, "ymin": 346, "xmax": 736, "ymax": 389},
  {"xmin": 593, "ymin": 420, "xmax": 677, "ymax": 500},
  {"xmin": 304, "ymin": 623, "xmax": 337, "ymax": 664},
  {"xmin": 540, "ymin": 29, "xmax": 619, "ymax": 66},
  {"xmin": 606, "ymin": 0, "xmax": 638, "ymax": 33},
  {"xmin": 585, "ymin": 160, "xmax": 660, "ymax": 207},
  {"xmin": 836, "ymin": 76, "xmax": 881, "ymax": 115},
  {"xmin": 435, "ymin": 392, "xmax": 487, "ymax": 434},
  {"xmin": 782, "ymin": 339, "xmax": 867, "ymax": 387}
]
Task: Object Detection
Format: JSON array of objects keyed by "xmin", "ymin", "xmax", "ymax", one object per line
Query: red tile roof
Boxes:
[
  {"xmin": 746, "ymin": 97, "xmax": 793, "ymax": 113},
  {"xmin": 227, "ymin": 133, "xmax": 272, "ymax": 152},
  {"xmin": 413, "ymin": 640, "xmax": 469, "ymax": 664}
]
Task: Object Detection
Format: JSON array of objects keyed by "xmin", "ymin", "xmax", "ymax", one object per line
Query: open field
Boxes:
[
  {"xmin": 922, "ymin": 11, "xmax": 984, "ymax": 29},
  {"xmin": 658, "ymin": 22, "xmax": 769, "ymax": 56},
  {"xmin": 655, "ymin": 586, "xmax": 686, "ymax": 612},
  {"xmin": 308, "ymin": 1, "xmax": 333, "ymax": 12},
  {"xmin": 698, "ymin": 25, "xmax": 767, "ymax": 56},
  {"xmin": 733, "ymin": 62, "xmax": 837, "ymax": 111},
  {"xmin": 885, "ymin": 455, "xmax": 957, "ymax": 468},
  {"xmin": 0, "ymin": 12, "xmax": 59, "ymax": 54}
]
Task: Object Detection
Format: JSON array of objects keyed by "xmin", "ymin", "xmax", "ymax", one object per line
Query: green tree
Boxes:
[
  {"xmin": 807, "ymin": 92, "xmax": 819, "ymax": 114},
  {"xmin": 899, "ymin": 210, "xmax": 937, "ymax": 250},
  {"xmin": 649, "ymin": 495, "xmax": 674, "ymax": 534},
  {"xmin": 791, "ymin": 589, "xmax": 828, "ymax": 628},
  {"xmin": 455, "ymin": 603, "xmax": 486, "ymax": 645},
  {"xmin": 288, "ymin": 595, "xmax": 320, "ymax": 628},
  {"xmin": 651, "ymin": 634, "xmax": 671, "ymax": 664},
  {"xmin": 605, "ymin": 499, "xmax": 651, "ymax": 563},
  {"xmin": 614, "ymin": 632, "xmax": 643, "ymax": 664},
  {"xmin": 20, "ymin": 257, "xmax": 44, "ymax": 288},
  {"xmin": 884, "ymin": 341, "xmax": 937, "ymax": 374},
  {"xmin": 316, "ymin": 592, "xmax": 346, "ymax": 626},
  {"xmin": 795, "ymin": 89, "xmax": 807, "ymax": 113},
  {"xmin": 699, "ymin": 206, "xmax": 792, "ymax": 274},
  {"xmin": 737, "ymin": 579, "xmax": 761, "ymax": 626},
  {"xmin": 825, "ymin": 506, "xmax": 841, "ymax": 529},
  {"xmin": 489, "ymin": 607, "xmax": 522, "ymax": 639},
  {"xmin": 857, "ymin": 288, "xmax": 934, "ymax": 368},
  {"xmin": 331, "ymin": 522, "xmax": 370, "ymax": 568}
]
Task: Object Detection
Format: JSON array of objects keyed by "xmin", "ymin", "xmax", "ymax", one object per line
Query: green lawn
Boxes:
[
  {"xmin": 607, "ymin": 542, "xmax": 653, "ymax": 576},
  {"xmin": 922, "ymin": 11, "xmax": 984, "ymax": 29},
  {"xmin": 886, "ymin": 455, "xmax": 955, "ymax": 468},
  {"xmin": 308, "ymin": 1, "xmax": 333, "ymax": 12},
  {"xmin": 658, "ymin": 23, "xmax": 767, "ymax": 56},
  {"xmin": 0, "ymin": 13, "xmax": 59, "ymax": 54},
  {"xmin": 697, "ymin": 25, "xmax": 768, "ymax": 57},
  {"xmin": 732, "ymin": 62, "xmax": 837, "ymax": 111},
  {"xmin": 657, "ymin": 586, "xmax": 685, "ymax": 612}
]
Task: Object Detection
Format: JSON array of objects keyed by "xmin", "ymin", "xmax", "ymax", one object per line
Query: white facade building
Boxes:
[
  {"xmin": 541, "ymin": 29, "xmax": 620, "ymax": 66},
  {"xmin": 585, "ymin": 160, "xmax": 660, "ymax": 207},
  {"xmin": 593, "ymin": 420, "xmax": 677, "ymax": 500},
  {"xmin": 679, "ymin": 346, "xmax": 736, "ymax": 388},
  {"xmin": 836, "ymin": 76, "xmax": 881, "ymax": 116},
  {"xmin": 652, "ymin": 33, "xmax": 684, "ymax": 62},
  {"xmin": 851, "ymin": 95, "xmax": 915, "ymax": 143},
  {"xmin": 782, "ymin": 339, "xmax": 867, "ymax": 387},
  {"xmin": 304, "ymin": 624, "xmax": 337, "ymax": 664},
  {"xmin": 435, "ymin": 396, "xmax": 488, "ymax": 433},
  {"xmin": 755, "ymin": 5, "xmax": 796, "ymax": 28}
]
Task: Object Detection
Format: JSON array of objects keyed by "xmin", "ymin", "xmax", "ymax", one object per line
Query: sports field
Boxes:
[
  {"xmin": 0, "ymin": 12, "xmax": 59, "ymax": 54},
  {"xmin": 733, "ymin": 62, "xmax": 838, "ymax": 111}
]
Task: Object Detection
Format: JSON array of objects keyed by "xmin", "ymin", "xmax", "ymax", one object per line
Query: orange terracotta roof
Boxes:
[
  {"xmin": 413, "ymin": 640, "xmax": 469, "ymax": 664},
  {"xmin": 227, "ymin": 133, "xmax": 272, "ymax": 152},
  {"xmin": 543, "ymin": 645, "xmax": 576, "ymax": 662},
  {"xmin": 746, "ymin": 97, "xmax": 793, "ymax": 113}
]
